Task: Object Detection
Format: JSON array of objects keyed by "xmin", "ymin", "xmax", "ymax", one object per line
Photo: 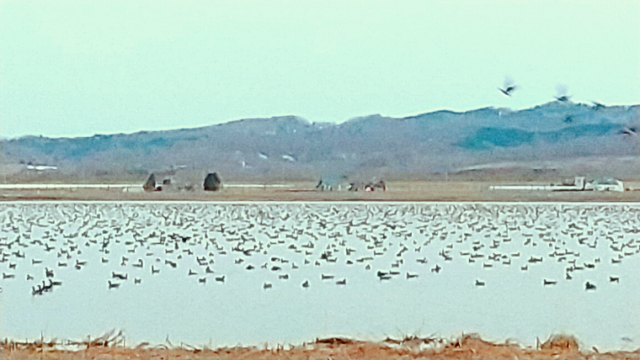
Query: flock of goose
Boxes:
[{"xmin": 0, "ymin": 202, "xmax": 638, "ymax": 296}]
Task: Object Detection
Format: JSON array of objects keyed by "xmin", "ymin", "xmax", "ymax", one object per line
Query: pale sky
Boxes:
[{"xmin": 1, "ymin": 1, "xmax": 639, "ymax": 138}]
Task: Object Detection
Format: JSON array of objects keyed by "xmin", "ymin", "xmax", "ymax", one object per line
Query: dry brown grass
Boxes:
[
  {"xmin": 2, "ymin": 333, "xmax": 639, "ymax": 360},
  {"xmin": 4, "ymin": 180, "xmax": 640, "ymax": 202}
]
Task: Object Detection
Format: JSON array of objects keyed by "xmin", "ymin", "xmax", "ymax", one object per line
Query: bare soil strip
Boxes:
[
  {"xmin": 4, "ymin": 180, "xmax": 640, "ymax": 202},
  {"xmin": 2, "ymin": 333, "xmax": 639, "ymax": 360}
]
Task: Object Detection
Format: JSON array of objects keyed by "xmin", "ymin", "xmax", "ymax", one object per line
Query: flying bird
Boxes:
[
  {"xmin": 498, "ymin": 77, "xmax": 517, "ymax": 97},
  {"xmin": 554, "ymin": 85, "xmax": 571, "ymax": 102},
  {"xmin": 619, "ymin": 127, "xmax": 637, "ymax": 136}
]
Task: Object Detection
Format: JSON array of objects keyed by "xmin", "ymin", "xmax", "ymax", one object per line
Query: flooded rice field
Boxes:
[{"xmin": 1, "ymin": 201, "xmax": 639, "ymax": 351}]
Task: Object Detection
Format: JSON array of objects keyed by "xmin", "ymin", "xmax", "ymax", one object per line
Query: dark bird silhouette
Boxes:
[
  {"xmin": 543, "ymin": 279, "xmax": 557, "ymax": 286},
  {"xmin": 475, "ymin": 279, "xmax": 485, "ymax": 286},
  {"xmin": 498, "ymin": 76, "xmax": 517, "ymax": 97},
  {"xmin": 108, "ymin": 280, "xmax": 121, "ymax": 290},
  {"xmin": 302, "ymin": 280, "xmax": 309, "ymax": 288},
  {"xmin": 528, "ymin": 256, "xmax": 543, "ymax": 263},
  {"xmin": 112, "ymin": 271, "xmax": 128, "ymax": 280},
  {"xmin": 263, "ymin": 282, "xmax": 272, "ymax": 290},
  {"xmin": 554, "ymin": 85, "xmax": 571, "ymax": 102},
  {"xmin": 619, "ymin": 127, "xmax": 637, "ymax": 136},
  {"xmin": 610, "ymin": 276, "xmax": 620, "ymax": 283},
  {"xmin": 336, "ymin": 279, "xmax": 347, "ymax": 285},
  {"xmin": 585, "ymin": 281, "xmax": 596, "ymax": 291},
  {"xmin": 498, "ymin": 85, "xmax": 517, "ymax": 97}
]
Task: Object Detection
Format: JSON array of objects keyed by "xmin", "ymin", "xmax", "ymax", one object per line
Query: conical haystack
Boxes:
[
  {"xmin": 203, "ymin": 172, "xmax": 222, "ymax": 191},
  {"xmin": 143, "ymin": 174, "xmax": 156, "ymax": 192}
]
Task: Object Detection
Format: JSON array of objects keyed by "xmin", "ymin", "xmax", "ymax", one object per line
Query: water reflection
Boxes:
[{"xmin": 0, "ymin": 202, "xmax": 639, "ymax": 350}]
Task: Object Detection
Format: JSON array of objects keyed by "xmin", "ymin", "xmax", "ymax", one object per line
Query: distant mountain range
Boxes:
[{"xmin": 2, "ymin": 101, "xmax": 639, "ymax": 183}]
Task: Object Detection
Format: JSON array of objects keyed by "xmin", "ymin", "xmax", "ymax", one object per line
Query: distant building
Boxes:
[
  {"xmin": 490, "ymin": 176, "xmax": 586, "ymax": 191},
  {"xmin": 490, "ymin": 176, "xmax": 627, "ymax": 192},
  {"xmin": 26, "ymin": 165, "xmax": 57, "ymax": 171},
  {"xmin": 316, "ymin": 175, "xmax": 349, "ymax": 191},
  {"xmin": 585, "ymin": 178, "xmax": 624, "ymax": 192}
]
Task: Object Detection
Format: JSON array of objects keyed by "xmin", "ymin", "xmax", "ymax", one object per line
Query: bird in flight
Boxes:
[
  {"xmin": 498, "ymin": 76, "xmax": 517, "ymax": 97},
  {"xmin": 619, "ymin": 127, "xmax": 637, "ymax": 137},
  {"xmin": 554, "ymin": 85, "xmax": 571, "ymax": 102}
]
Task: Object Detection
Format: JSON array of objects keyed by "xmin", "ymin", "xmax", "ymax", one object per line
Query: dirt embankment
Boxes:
[
  {"xmin": 2, "ymin": 333, "xmax": 639, "ymax": 360},
  {"xmin": 4, "ymin": 180, "xmax": 640, "ymax": 202}
]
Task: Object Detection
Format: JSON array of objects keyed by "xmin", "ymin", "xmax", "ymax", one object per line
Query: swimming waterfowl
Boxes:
[{"xmin": 112, "ymin": 271, "xmax": 128, "ymax": 280}]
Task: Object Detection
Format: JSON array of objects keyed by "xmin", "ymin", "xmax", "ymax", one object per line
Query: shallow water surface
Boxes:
[{"xmin": 1, "ymin": 201, "xmax": 639, "ymax": 350}]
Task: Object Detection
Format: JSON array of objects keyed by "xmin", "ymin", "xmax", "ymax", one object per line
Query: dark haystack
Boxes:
[
  {"xmin": 143, "ymin": 174, "xmax": 156, "ymax": 192},
  {"xmin": 203, "ymin": 172, "xmax": 222, "ymax": 191}
]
